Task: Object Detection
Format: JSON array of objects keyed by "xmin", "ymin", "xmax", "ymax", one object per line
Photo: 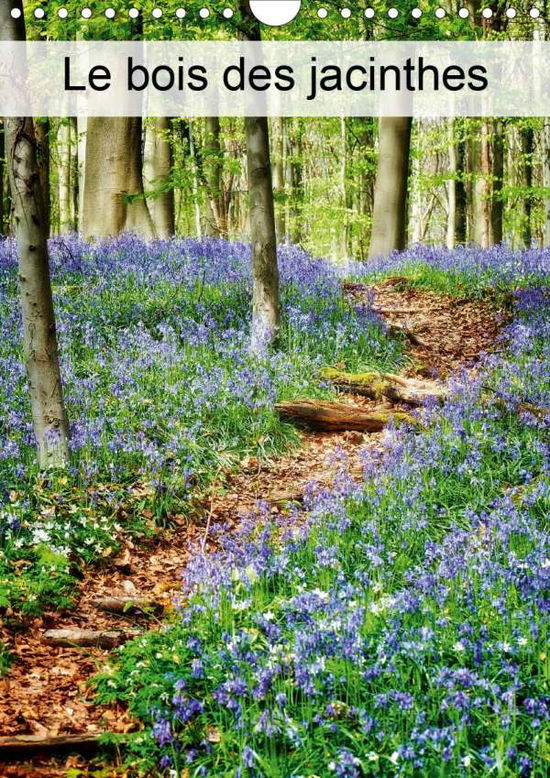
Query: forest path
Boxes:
[{"xmin": 0, "ymin": 281, "xmax": 504, "ymax": 777}]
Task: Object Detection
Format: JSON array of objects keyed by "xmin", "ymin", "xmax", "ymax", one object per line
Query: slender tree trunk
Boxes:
[
  {"xmin": 58, "ymin": 121, "xmax": 72, "ymax": 233},
  {"xmin": 480, "ymin": 120, "xmax": 492, "ymax": 248},
  {"xmin": 204, "ymin": 116, "xmax": 227, "ymax": 237},
  {"xmin": 411, "ymin": 145, "xmax": 423, "ymax": 245},
  {"xmin": 543, "ymin": 119, "xmax": 550, "ymax": 246},
  {"xmin": 70, "ymin": 117, "xmax": 79, "ymax": 231},
  {"xmin": 82, "ymin": 118, "xmax": 154, "ymax": 239},
  {"xmin": 239, "ymin": 0, "xmax": 279, "ymax": 350},
  {"xmin": 541, "ymin": 11, "xmax": 550, "ymax": 245},
  {"xmin": 187, "ymin": 119, "xmax": 203, "ymax": 239},
  {"xmin": 76, "ymin": 117, "xmax": 86, "ymax": 232},
  {"xmin": 455, "ymin": 126, "xmax": 467, "ymax": 244},
  {"xmin": 492, "ymin": 120, "xmax": 504, "ymax": 245},
  {"xmin": 447, "ymin": 120, "xmax": 457, "ymax": 249},
  {"xmin": 468, "ymin": 125, "xmax": 485, "ymax": 245},
  {"xmin": 289, "ymin": 124, "xmax": 304, "ymax": 244},
  {"xmin": 143, "ymin": 117, "xmax": 175, "ymax": 239},
  {"xmin": 521, "ymin": 126, "xmax": 534, "ymax": 247},
  {"xmin": 369, "ymin": 117, "xmax": 412, "ymax": 258},
  {"xmin": 245, "ymin": 115, "xmax": 280, "ymax": 351},
  {"xmin": 340, "ymin": 117, "xmax": 350, "ymax": 259},
  {"xmin": 0, "ymin": 120, "xmax": 4, "ymax": 235},
  {"xmin": 1, "ymin": 2, "xmax": 70, "ymax": 468},
  {"xmin": 34, "ymin": 119, "xmax": 50, "ymax": 237},
  {"xmin": 357, "ymin": 118, "xmax": 375, "ymax": 217},
  {"xmin": 272, "ymin": 117, "xmax": 286, "ymax": 242}
]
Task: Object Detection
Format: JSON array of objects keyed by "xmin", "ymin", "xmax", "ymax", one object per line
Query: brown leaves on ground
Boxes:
[
  {"xmin": 351, "ymin": 280, "xmax": 506, "ymax": 377},
  {"xmin": 0, "ymin": 282, "xmax": 506, "ymax": 776}
]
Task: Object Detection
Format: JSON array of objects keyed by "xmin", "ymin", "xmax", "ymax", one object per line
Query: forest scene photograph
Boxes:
[{"xmin": 0, "ymin": 1, "xmax": 549, "ymax": 777}]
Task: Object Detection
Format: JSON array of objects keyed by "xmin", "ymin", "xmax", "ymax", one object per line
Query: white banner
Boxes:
[{"xmin": 0, "ymin": 40, "xmax": 548, "ymax": 117}]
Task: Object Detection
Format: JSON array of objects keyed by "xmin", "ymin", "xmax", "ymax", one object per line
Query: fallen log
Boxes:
[
  {"xmin": 0, "ymin": 733, "xmax": 104, "ymax": 758},
  {"xmin": 43, "ymin": 628, "xmax": 141, "ymax": 648},
  {"xmin": 276, "ymin": 400, "xmax": 417, "ymax": 432},
  {"xmin": 91, "ymin": 596, "xmax": 163, "ymax": 616},
  {"xmin": 322, "ymin": 368, "xmax": 446, "ymax": 406}
]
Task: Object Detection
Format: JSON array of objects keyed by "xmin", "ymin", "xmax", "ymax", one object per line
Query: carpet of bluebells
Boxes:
[
  {"xmin": 0, "ymin": 235, "xmax": 401, "ymax": 617},
  {"xmin": 94, "ymin": 247, "xmax": 550, "ymax": 777}
]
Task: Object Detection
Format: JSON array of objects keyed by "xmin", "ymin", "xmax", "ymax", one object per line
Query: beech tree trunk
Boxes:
[
  {"xmin": 245, "ymin": 116, "xmax": 280, "ymax": 350},
  {"xmin": 521, "ymin": 126, "xmax": 534, "ymax": 247},
  {"xmin": 240, "ymin": 0, "xmax": 280, "ymax": 350},
  {"xmin": 0, "ymin": 120, "xmax": 4, "ymax": 234},
  {"xmin": 58, "ymin": 120, "xmax": 73, "ymax": 233},
  {"xmin": 143, "ymin": 117, "xmax": 175, "ymax": 238},
  {"xmin": 273, "ymin": 117, "xmax": 286, "ymax": 242},
  {"xmin": 204, "ymin": 116, "xmax": 228, "ymax": 237},
  {"xmin": 455, "ymin": 128, "xmax": 468, "ymax": 245},
  {"xmin": 480, "ymin": 120, "xmax": 492, "ymax": 248},
  {"xmin": 543, "ymin": 119, "xmax": 550, "ymax": 246},
  {"xmin": 34, "ymin": 119, "xmax": 50, "ymax": 237},
  {"xmin": 1, "ymin": 1, "xmax": 70, "ymax": 469},
  {"xmin": 541, "ymin": 13, "xmax": 550, "ymax": 245},
  {"xmin": 76, "ymin": 116, "xmax": 86, "ymax": 232},
  {"xmin": 289, "ymin": 123, "xmax": 304, "ymax": 244},
  {"xmin": 369, "ymin": 117, "xmax": 412, "ymax": 258},
  {"xmin": 492, "ymin": 120, "xmax": 504, "ymax": 245},
  {"xmin": 82, "ymin": 118, "xmax": 155, "ymax": 239},
  {"xmin": 447, "ymin": 120, "xmax": 457, "ymax": 249},
  {"xmin": 447, "ymin": 119, "xmax": 467, "ymax": 247}
]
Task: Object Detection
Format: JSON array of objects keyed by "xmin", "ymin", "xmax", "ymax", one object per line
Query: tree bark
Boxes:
[
  {"xmin": 455, "ymin": 126, "xmax": 468, "ymax": 245},
  {"xmin": 446, "ymin": 120, "xmax": 457, "ymax": 249},
  {"xmin": 33, "ymin": 119, "xmax": 50, "ymax": 237},
  {"xmin": 143, "ymin": 117, "xmax": 175, "ymax": 238},
  {"xmin": 92, "ymin": 596, "xmax": 163, "ymax": 615},
  {"xmin": 1, "ymin": 2, "xmax": 70, "ymax": 469},
  {"xmin": 0, "ymin": 120, "xmax": 4, "ymax": 235},
  {"xmin": 239, "ymin": 0, "xmax": 280, "ymax": 350},
  {"xmin": 521, "ymin": 126, "xmax": 534, "ymax": 247},
  {"xmin": 543, "ymin": 119, "xmax": 550, "ymax": 246},
  {"xmin": 491, "ymin": 120, "xmax": 504, "ymax": 245},
  {"xmin": 276, "ymin": 400, "xmax": 416, "ymax": 432},
  {"xmin": 58, "ymin": 120, "xmax": 73, "ymax": 233},
  {"xmin": 245, "ymin": 115, "xmax": 280, "ymax": 350},
  {"xmin": 43, "ymin": 628, "xmax": 141, "ymax": 648},
  {"xmin": 204, "ymin": 116, "xmax": 228, "ymax": 237},
  {"xmin": 70, "ymin": 117, "xmax": 79, "ymax": 231},
  {"xmin": 289, "ymin": 120, "xmax": 304, "ymax": 244},
  {"xmin": 369, "ymin": 117, "xmax": 412, "ymax": 258},
  {"xmin": 82, "ymin": 118, "xmax": 155, "ymax": 239},
  {"xmin": 0, "ymin": 734, "xmax": 103, "ymax": 757},
  {"xmin": 322, "ymin": 368, "xmax": 446, "ymax": 405},
  {"xmin": 480, "ymin": 120, "xmax": 492, "ymax": 248},
  {"xmin": 272, "ymin": 117, "xmax": 286, "ymax": 242}
]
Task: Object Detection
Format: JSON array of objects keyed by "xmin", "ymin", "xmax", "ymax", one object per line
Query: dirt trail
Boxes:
[{"xmin": 0, "ymin": 282, "xmax": 505, "ymax": 777}]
